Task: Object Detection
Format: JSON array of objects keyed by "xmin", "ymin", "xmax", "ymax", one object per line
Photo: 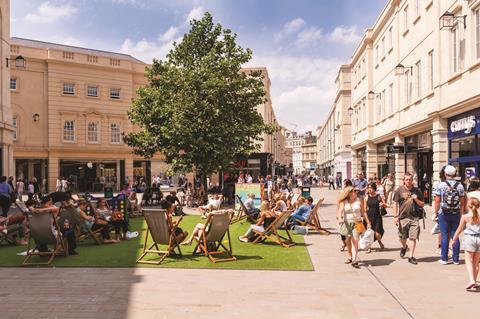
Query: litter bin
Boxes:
[
  {"xmin": 301, "ymin": 187, "xmax": 311, "ymax": 198},
  {"xmin": 104, "ymin": 186, "xmax": 113, "ymax": 199}
]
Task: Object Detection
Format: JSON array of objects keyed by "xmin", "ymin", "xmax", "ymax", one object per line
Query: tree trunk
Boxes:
[{"xmin": 201, "ymin": 172, "xmax": 208, "ymax": 204}]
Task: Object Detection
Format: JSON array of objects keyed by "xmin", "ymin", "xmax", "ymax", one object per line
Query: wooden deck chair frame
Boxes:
[
  {"xmin": 0, "ymin": 224, "xmax": 22, "ymax": 245},
  {"xmin": 231, "ymin": 195, "xmax": 249, "ymax": 224},
  {"xmin": 294, "ymin": 198, "xmax": 329, "ymax": 234},
  {"xmin": 136, "ymin": 209, "xmax": 183, "ymax": 265},
  {"xmin": 193, "ymin": 210, "xmax": 236, "ymax": 263},
  {"xmin": 76, "ymin": 224, "xmax": 102, "ymax": 245},
  {"xmin": 252, "ymin": 211, "xmax": 295, "ymax": 248},
  {"xmin": 22, "ymin": 212, "xmax": 68, "ymax": 266}
]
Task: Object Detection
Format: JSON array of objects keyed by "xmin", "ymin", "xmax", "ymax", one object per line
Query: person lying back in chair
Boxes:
[
  {"xmin": 30, "ymin": 196, "xmax": 61, "ymax": 253},
  {"xmin": 238, "ymin": 201, "xmax": 278, "ymax": 243},
  {"xmin": 244, "ymin": 193, "xmax": 260, "ymax": 218},
  {"xmin": 287, "ymin": 196, "xmax": 313, "ymax": 228},
  {"xmin": 198, "ymin": 194, "xmax": 222, "ymax": 219}
]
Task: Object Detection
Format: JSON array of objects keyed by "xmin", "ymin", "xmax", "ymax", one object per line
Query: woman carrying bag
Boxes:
[
  {"xmin": 337, "ymin": 186, "xmax": 371, "ymax": 268},
  {"xmin": 365, "ymin": 182, "xmax": 386, "ymax": 253}
]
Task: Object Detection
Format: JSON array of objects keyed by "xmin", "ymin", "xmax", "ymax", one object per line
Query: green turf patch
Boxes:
[{"xmin": 0, "ymin": 216, "xmax": 313, "ymax": 270}]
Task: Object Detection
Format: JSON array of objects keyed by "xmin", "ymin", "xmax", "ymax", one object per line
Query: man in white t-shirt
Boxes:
[{"xmin": 199, "ymin": 194, "xmax": 222, "ymax": 218}]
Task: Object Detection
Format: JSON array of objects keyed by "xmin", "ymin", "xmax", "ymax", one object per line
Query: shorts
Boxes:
[
  {"xmin": 398, "ymin": 218, "xmax": 420, "ymax": 240},
  {"xmin": 464, "ymin": 234, "xmax": 480, "ymax": 253}
]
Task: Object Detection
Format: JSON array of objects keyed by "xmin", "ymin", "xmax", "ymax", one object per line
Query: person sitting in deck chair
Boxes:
[
  {"xmin": 30, "ymin": 196, "xmax": 61, "ymax": 252},
  {"xmin": 244, "ymin": 193, "xmax": 260, "ymax": 219},
  {"xmin": 287, "ymin": 197, "xmax": 312, "ymax": 228},
  {"xmin": 238, "ymin": 201, "xmax": 278, "ymax": 243},
  {"xmin": 198, "ymin": 194, "xmax": 222, "ymax": 219},
  {"xmin": 160, "ymin": 199, "xmax": 188, "ymax": 244}
]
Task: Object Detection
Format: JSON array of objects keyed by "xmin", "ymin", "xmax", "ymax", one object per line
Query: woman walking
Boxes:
[
  {"xmin": 453, "ymin": 197, "xmax": 480, "ymax": 291},
  {"xmin": 365, "ymin": 182, "xmax": 386, "ymax": 253},
  {"xmin": 337, "ymin": 186, "xmax": 371, "ymax": 268}
]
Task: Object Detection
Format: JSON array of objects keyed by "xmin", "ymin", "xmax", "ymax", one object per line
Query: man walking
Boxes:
[
  {"xmin": 433, "ymin": 165, "xmax": 465, "ymax": 265},
  {"xmin": 393, "ymin": 172, "xmax": 425, "ymax": 265},
  {"xmin": 353, "ymin": 172, "xmax": 368, "ymax": 198},
  {"xmin": 328, "ymin": 175, "xmax": 335, "ymax": 190}
]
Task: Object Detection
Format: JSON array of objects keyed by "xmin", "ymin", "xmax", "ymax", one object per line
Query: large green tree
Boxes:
[{"xmin": 124, "ymin": 12, "xmax": 273, "ymax": 188}]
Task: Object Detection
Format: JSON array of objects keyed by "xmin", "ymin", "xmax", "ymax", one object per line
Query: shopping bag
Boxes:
[
  {"xmin": 359, "ymin": 229, "xmax": 375, "ymax": 250},
  {"xmin": 293, "ymin": 225, "xmax": 308, "ymax": 235},
  {"xmin": 431, "ymin": 222, "xmax": 440, "ymax": 235}
]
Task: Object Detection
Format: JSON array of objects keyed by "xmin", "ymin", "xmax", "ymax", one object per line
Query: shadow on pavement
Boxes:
[{"xmin": 361, "ymin": 258, "xmax": 396, "ymax": 267}]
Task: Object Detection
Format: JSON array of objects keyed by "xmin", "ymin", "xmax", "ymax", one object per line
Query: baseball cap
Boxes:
[{"xmin": 444, "ymin": 165, "xmax": 457, "ymax": 176}]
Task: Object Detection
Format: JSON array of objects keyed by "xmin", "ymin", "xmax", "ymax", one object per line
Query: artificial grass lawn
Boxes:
[{"xmin": 0, "ymin": 216, "xmax": 314, "ymax": 270}]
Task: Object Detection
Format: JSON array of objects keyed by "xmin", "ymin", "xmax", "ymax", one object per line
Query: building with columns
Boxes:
[
  {"xmin": 317, "ymin": 64, "xmax": 352, "ymax": 180},
  {"xmin": 348, "ymin": 0, "xmax": 480, "ymax": 203},
  {"xmin": 0, "ymin": 0, "xmax": 14, "ymax": 177}
]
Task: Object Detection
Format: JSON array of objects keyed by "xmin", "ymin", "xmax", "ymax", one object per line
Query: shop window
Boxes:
[{"xmin": 450, "ymin": 136, "xmax": 475, "ymax": 159}]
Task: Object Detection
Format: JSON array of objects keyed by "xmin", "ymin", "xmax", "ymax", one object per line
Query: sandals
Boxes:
[
  {"xmin": 340, "ymin": 244, "xmax": 346, "ymax": 252},
  {"xmin": 366, "ymin": 248, "xmax": 372, "ymax": 254},
  {"xmin": 351, "ymin": 261, "xmax": 360, "ymax": 268},
  {"xmin": 344, "ymin": 259, "xmax": 352, "ymax": 264},
  {"xmin": 466, "ymin": 282, "xmax": 477, "ymax": 291}
]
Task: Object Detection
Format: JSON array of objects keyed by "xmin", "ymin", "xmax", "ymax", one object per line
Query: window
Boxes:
[
  {"xmin": 476, "ymin": 8, "xmax": 480, "ymax": 59},
  {"xmin": 375, "ymin": 45, "xmax": 379, "ymax": 65},
  {"xmin": 87, "ymin": 55, "xmax": 98, "ymax": 63},
  {"xmin": 110, "ymin": 123, "xmax": 121, "ymax": 144},
  {"xmin": 10, "ymin": 78, "xmax": 17, "ymax": 91},
  {"xmin": 416, "ymin": 0, "xmax": 421, "ymax": 17},
  {"xmin": 428, "ymin": 50, "xmax": 434, "ymax": 90},
  {"xmin": 12, "ymin": 116, "xmax": 17, "ymax": 140},
  {"xmin": 376, "ymin": 94, "xmax": 382, "ymax": 121},
  {"xmin": 362, "ymin": 57, "xmax": 366, "ymax": 76},
  {"xmin": 63, "ymin": 83, "xmax": 75, "ymax": 95},
  {"xmin": 63, "ymin": 120, "xmax": 75, "ymax": 142},
  {"xmin": 87, "ymin": 86, "xmax": 98, "ymax": 97},
  {"xmin": 405, "ymin": 70, "xmax": 412, "ymax": 104},
  {"xmin": 389, "ymin": 83, "xmax": 394, "ymax": 115},
  {"xmin": 452, "ymin": 25, "xmax": 458, "ymax": 73},
  {"xmin": 381, "ymin": 37, "xmax": 385, "ymax": 58},
  {"xmin": 87, "ymin": 122, "xmax": 99, "ymax": 143},
  {"xmin": 110, "ymin": 88, "xmax": 121, "ymax": 99},
  {"xmin": 62, "ymin": 51, "xmax": 74, "ymax": 60},
  {"xmin": 362, "ymin": 99, "xmax": 366, "ymax": 127},
  {"xmin": 403, "ymin": 6, "xmax": 409, "ymax": 32},
  {"xmin": 415, "ymin": 60, "xmax": 422, "ymax": 98},
  {"xmin": 381, "ymin": 89, "xmax": 386, "ymax": 119},
  {"xmin": 388, "ymin": 27, "xmax": 393, "ymax": 51}
]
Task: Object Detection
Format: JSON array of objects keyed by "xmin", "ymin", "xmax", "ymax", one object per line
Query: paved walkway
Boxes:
[{"xmin": 1, "ymin": 188, "xmax": 477, "ymax": 318}]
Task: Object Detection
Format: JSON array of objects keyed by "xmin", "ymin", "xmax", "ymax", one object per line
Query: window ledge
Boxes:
[
  {"xmin": 362, "ymin": 75, "xmax": 366, "ymax": 80},
  {"xmin": 388, "ymin": 47, "xmax": 393, "ymax": 54},
  {"xmin": 447, "ymin": 71, "xmax": 463, "ymax": 84},
  {"xmin": 402, "ymin": 28, "xmax": 409, "ymax": 37},
  {"xmin": 468, "ymin": 59, "xmax": 480, "ymax": 72},
  {"xmin": 62, "ymin": 93, "xmax": 77, "ymax": 97},
  {"xmin": 425, "ymin": 0, "xmax": 433, "ymax": 10},
  {"xmin": 86, "ymin": 95, "xmax": 100, "ymax": 99},
  {"xmin": 10, "ymin": 89, "xmax": 19, "ymax": 93},
  {"xmin": 381, "ymin": 56, "xmax": 386, "ymax": 62},
  {"xmin": 62, "ymin": 140, "xmax": 76, "ymax": 144},
  {"xmin": 424, "ymin": 91, "xmax": 434, "ymax": 99},
  {"xmin": 413, "ymin": 15, "xmax": 421, "ymax": 25},
  {"xmin": 375, "ymin": 63, "xmax": 379, "ymax": 69},
  {"xmin": 413, "ymin": 97, "xmax": 422, "ymax": 105}
]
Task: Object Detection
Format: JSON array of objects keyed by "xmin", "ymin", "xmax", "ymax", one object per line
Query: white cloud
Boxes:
[
  {"xmin": 274, "ymin": 17, "xmax": 306, "ymax": 42},
  {"xmin": 56, "ymin": 36, "xmax": 84, "ymax": 47},
  {"xmin": 295, "ymin": 27, "xmax": 322, "ymax": 48},
  {"xmin": 159, "ymin": 26, "xmax": 178, "ymax": 42},
  {"xmin": 25, "ymin": 2, "xmax": 77, "ymax": 24},
  {"xmin": 327, "ymin": 25, "xmax": 361, "ymax": 45},
  {"xmin": 120, "ymin": 38, "xmax": 178, "ymax": 63},
  {"xmin": 248, "ymin": 55, "xmax": 342, "ymax": 133},
  {"xmin": 186, "ymin": 6, "xmax": 204, "ymax": 23}
]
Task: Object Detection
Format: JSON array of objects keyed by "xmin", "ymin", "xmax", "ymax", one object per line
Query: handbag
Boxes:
[
  {"xmin": 380, "ymin": 206, "xmax": 388, "ymax": 216},
  {"xmin": 354, "ymin": 221, "xmax": 366, "ymax": 234},
  {"xmin": 111, "ymin": 210, "xmax": 124, "ymax": 221}
]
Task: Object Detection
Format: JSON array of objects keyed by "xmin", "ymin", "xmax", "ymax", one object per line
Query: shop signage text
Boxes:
[{"xmin": 450, "ymin": 115, "xmax": 477, "ymax": 134}]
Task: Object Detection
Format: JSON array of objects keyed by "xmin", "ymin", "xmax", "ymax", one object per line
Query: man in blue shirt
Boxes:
[
  {"xmin": 433, "ymin": 165, "xmax": 465, "ymax": 265},
  {"xmin": 288, "ymin": 196, "xmax": 313, "ymax": 226},
  {"xmin": 353, "ymin": 172, "xmax": 368, "ymax": 198},
  {"xmin": 0, "ymin": 176, "xmax": 12, "ymax": 217}
]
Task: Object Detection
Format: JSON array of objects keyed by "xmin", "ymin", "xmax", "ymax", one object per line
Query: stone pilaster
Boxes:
[
  {"xmin": 394, "ymin": 134, "xmax": 405, "ymax": 188},
  {"xmin": 351, "ymin": 150, "xmax": 362, "ymax": 177},
  {"xmin": 366, "ymin": 142, "xmax": 377, "ymax": 179},
  {"xmin": 432, "ymin": 116, "xmax": 449, "ymax": 182}
]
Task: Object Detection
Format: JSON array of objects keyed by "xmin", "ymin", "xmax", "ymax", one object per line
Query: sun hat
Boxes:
[{"xmin": 444, "ymin": 165, "xmax": 457, "ymax": 176}]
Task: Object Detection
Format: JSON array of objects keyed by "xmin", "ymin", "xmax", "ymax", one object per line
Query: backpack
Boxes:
[{"xmin": 441, "ymin": 181, "xmax": 461, "ymax": 214}]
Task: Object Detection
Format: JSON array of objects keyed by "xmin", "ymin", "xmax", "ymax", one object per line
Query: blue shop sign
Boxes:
[{"xmin": 448, "ymin": 109, "xmax": 480, "ymax": 139}]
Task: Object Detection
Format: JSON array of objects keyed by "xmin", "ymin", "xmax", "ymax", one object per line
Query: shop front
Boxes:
[
  {"xmin": 59, "ymin": 160, "xmax": 122, "ymax": 192},
  {"xmin": 404, "ymin": 131, "xmax": 433, "ymax": 203},
  {"xmin": 448, "ymin": 109, "xmax": 480, "ymax": 181}
]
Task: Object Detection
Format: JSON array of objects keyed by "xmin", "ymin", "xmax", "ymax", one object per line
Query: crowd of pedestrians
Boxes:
[{"xmin": 335, "ymin": 165, "xmax": 480, "ymax": 291}]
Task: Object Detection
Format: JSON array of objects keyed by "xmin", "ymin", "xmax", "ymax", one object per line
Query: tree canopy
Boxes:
[{"xmin": 124, "ymin": 12, "xmax": 273, "ymax": 178}]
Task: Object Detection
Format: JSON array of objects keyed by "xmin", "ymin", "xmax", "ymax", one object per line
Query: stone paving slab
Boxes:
[{"xmin": 0, "ymin": 188, "xmax": 476, "ymax": 319}]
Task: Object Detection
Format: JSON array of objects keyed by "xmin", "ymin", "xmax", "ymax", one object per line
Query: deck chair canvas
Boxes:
[
  {"xmin": 0, "ymin": 205, "xmax": 25, "ymax": 245},
  {"xmin": 252, "ymin": 211, "xmax": 295, "ymax": 248},
  {"xmin": 22, "ymin": 212, "xmax": 67, "ymax": 266},
  {"xmin": 293, "ymin": 199, "xmax": 323, "ymax": 231},
  {"xmin": 193, "ymin": 210, "xmax": 236, "ymax": 263},
  {"xmin": 231, "ymin": 195, "xmax": 249, "ymax": 224},
  {"xmin": 136, "ymin": 208, "xmax": 183, "ymax": 265}
]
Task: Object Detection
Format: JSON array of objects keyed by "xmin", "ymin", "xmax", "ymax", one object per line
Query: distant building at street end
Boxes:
[
  {"xmin": 317, "ymin": 64, "xmax": 352, "ymax": 180},
  {"xmin": 286, "ymin": 130, "xmax": 316, "ymax": 174}
]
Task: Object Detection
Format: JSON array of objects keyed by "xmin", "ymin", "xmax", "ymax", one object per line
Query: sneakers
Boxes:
[
  {"xmin": 453, "ymin": 261, "xmax": 460, "ymax": 265},
  {"xmin": 438, "ymin": 259, "xmax": 450, "ymax": 265},
  {"xmin": 408, "ymin": 257, "xmax": 418, "ymax": 265},
  {"xmin": 238, "ymin": 236, "xmax": 249, "ymax": 243},
  {"xmin": 400, "ymin": 246, "xmax": 408, "ymax": 258}
]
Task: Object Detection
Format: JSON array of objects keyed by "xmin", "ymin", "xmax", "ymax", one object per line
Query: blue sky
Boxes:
[{"xmin": 11, "ymin": 0, "xmax": 386, "ymax": 133}]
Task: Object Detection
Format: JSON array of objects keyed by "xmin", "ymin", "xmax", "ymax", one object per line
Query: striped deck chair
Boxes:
[
  {"xmin": 136, "ymin": 208, "xmax": 184, "ymax": 265},
  {"xmin": 22, "ymin": 211, "xmax": 67, "ymax": 266},
  {"xmin": 252, "ymin": 211, "xmax": 295, "ymax": 248},
  {"xmin": 193, "ymin": 210, "xmax": 236, "ymax": 263}
]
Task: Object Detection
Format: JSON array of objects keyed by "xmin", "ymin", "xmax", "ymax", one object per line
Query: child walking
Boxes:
[{"xmin": 453, "ymin": 197, "xmax": 480, "ymax": 291}]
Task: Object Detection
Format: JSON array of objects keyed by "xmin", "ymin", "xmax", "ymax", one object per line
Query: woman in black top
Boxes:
[{"xmin": 365, "ymin": 182, "xmax": 386, "ymax": 253}]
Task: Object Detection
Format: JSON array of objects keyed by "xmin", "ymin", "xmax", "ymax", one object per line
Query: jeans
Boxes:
[
  {"xmin": 0, "ymin": 195, "xmax": 11, "ymax": 217},
  {"xmin": 289, "ymin": 213, "xmax": 306, "ymax": 226},
  {"xmin": 438, "ymin": 213, "xmax": 461, "ymax": 263},
  {"xmin": 62, "ymin": 228, "xmax": 77, "ymax": 253}
]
